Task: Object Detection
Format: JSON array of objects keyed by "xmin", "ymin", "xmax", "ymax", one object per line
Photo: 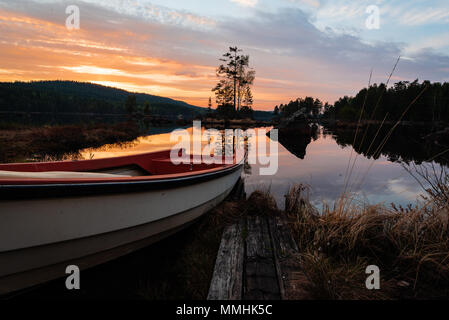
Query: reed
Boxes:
[{"xmin": 285, "ymin": 184, "xmax": 449, "ymax": 299}]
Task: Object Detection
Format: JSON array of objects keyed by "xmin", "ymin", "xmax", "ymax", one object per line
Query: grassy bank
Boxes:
[
  {"xmin": 284, "ymin": 184, "xmax": 449, "ymax": 299},
  {"xmin": 0, "ymin": 122, "xmax": 141, "ymax": 163}
]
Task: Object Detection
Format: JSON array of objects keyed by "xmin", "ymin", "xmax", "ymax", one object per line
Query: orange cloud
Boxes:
[
  {"xmin": 0, "ymin": 7, "xmax": 356, "ymax": 110},
  {"xmin": 0, "ymin": 8, "xmax": 223, "ymax": 107}
]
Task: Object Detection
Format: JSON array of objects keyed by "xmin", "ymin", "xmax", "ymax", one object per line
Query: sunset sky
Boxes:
[{"xmin": 0, "ymin": 0, "xmax": 448, "ymax": 110}]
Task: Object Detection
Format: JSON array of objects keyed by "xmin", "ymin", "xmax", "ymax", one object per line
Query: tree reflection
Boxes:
[
  {"xmin": 270, "ymin": 123, "xmax": 318, "ymax": 159},
  {"xmin": 324, "ymin": 123, "xmax": 449, "ymax": 167}
]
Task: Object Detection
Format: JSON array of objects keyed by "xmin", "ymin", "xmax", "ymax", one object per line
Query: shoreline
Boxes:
[
  {"xmin": 318, "ymin": 118, "xmax": 449, "ymax": 128},
  {"xmin": 0, "ymin": 122, "xmax": 142, "ymax": 163},
  {"xmin": 0, "ymin": 120, "xmax": 271, "ymax": 163}
]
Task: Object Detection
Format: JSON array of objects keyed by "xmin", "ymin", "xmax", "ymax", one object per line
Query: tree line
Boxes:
[
  {"xmin": 274, "ymin": 97, "xmax": 329, "ymax": 119},
  {"xmin": 323, "ymin": 80, "xmax": 449, "ymax": 122},
  {"xmin": 274, "ymin": 80, "xmax": 449, "ymax": 123},
  {"xmin": 0, "ymin": 81, "xmax": 204, "ymax": 118}
]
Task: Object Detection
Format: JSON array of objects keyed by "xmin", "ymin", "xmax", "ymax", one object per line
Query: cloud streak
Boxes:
[{"xmin": 230, "ymin": 0, "xmax": 258, "ymax": 8}]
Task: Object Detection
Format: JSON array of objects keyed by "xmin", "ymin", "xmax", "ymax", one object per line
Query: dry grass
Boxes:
[{"xmin": 285, "ymin": 184, "xmax": 449, "ymax": 299}]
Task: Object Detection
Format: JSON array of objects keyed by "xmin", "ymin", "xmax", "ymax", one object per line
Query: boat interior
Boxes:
[{"xmin": 0, "ymin": 150, "xmax": 234, "ymax": 181}]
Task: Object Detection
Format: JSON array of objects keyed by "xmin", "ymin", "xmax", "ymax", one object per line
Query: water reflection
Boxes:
[
  {"xmin": 79, "ymin": 127, "xmax": 193, "ymax": 159},
  {"xmin": 324, "ymin": 124, "xmax": 449, "ymax": 167},
  {"xmin": 246, "ymin": 125, "xmax": 445, "ymax": 210},
  {"xmin": 275, "ymin": 124, "xmax": 318, "ymax": 159},
  {"xmin": 62, "ymin": 125, "xmax": 445, "ymax": 211}
]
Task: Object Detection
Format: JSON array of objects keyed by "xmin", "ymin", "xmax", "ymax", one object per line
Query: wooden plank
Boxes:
[
  {"xmin": 207, "ymin": 220, "xmax": 244, "ymax": 300},
  {"xmin": 244, "ymin": 216, "xmax": 281, "ymax": 300},
  {"xmin": 268, "ymin": 216, "xmax": 312, "ymax": 300}
]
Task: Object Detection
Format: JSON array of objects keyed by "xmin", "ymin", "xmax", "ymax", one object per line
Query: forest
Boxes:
[
  {"xmin": 323, "ymin": 80, "xmax": 449, "ymax": 122},
  {"xmin": 274, "ymin": 80, "xmax": 449, "ymax": 123},
  {"xmin": 0, "ymin": 81, "xmax": 205, "ymax": 118}
]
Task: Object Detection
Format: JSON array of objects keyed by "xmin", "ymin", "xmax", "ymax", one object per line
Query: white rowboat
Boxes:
[{"xmin": 0, "ymin": 150, "xmax": 243, "ymax": 295}]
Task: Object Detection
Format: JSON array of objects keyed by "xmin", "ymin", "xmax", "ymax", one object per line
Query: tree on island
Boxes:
[
  {"xmin": 239, "ymin": 86, "xmax": 254, "ymax": 118},
  {"xmin": 237, "ymin": 57, "xmax": 255, "ymax": 112},
  {"xmin": 212, "ymin": 47, "xmax": 256, "ymax": 118}
]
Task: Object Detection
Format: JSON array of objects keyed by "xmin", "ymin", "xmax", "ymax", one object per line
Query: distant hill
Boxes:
[{"xmin": 0, "ymin": 81, "xmax": 206, "ymax": 118}]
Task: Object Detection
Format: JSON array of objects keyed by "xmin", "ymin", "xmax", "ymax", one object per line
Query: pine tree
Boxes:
[{"xmin": 212, "ymin": 47, "xmax": 255, "ymax": 114}]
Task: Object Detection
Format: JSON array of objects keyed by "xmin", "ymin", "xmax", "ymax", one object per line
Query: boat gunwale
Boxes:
[
  {"xmin": 0, "ymin": 162, "xmax": 240, "ymax": 185},
  {"xmin": 0, "ymin": 162, "xmax": 243, "ymax": 200}
]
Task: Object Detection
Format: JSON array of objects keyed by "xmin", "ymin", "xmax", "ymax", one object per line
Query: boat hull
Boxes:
[{"xmin": 0, "ymin": 165, "xmax": 242, "ymax": 295}]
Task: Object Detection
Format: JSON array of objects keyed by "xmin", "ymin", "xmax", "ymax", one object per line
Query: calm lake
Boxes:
[{"xmin": 74, "ymin": 125, "xmax": 445, "ymax": 210}]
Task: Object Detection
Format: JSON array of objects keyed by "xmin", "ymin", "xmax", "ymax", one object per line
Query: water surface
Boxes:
[
  {"xmin": 76, "ymin": 126, "xmax": 445, "ymax": 210},
  {"xmin": 245, "ymin": 129, "xmax": 432, "ymax": 209}
]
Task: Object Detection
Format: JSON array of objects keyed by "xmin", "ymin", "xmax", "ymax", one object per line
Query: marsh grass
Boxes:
[
  {"xmin": 404, "ymin": 163, "xmax": 449, "ymax": 209},
  {"xmin": 285, "ymin": 184, "xmax": 449, "ymax": 299}
]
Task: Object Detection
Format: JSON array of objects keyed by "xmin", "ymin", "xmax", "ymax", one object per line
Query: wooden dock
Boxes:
[{"xmin": 207, "ymin": 215, "xmax": 311, "ymax": 300}]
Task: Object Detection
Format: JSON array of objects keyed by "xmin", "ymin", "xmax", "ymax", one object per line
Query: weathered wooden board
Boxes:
[
  {"xmin": 269, "ymin": 216, "xmax": 311, "ymax": 300},
  {"xmin": 243, "ymin": 216, "xmax": 280, "ymax": 300},
  {"xmin": 208, "ymin": 215, "xmax": 311, "ymax": 300},
  {"xmin": 207, "ymin": 220, "xmax": 244, "ymax": 300}
]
